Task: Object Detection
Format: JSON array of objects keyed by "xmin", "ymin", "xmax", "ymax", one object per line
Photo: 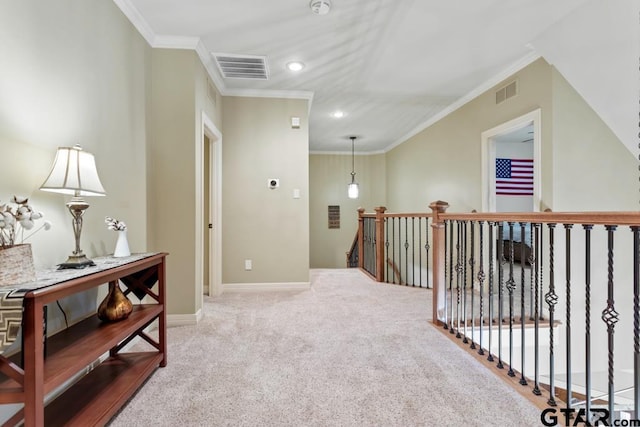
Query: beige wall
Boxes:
[
  {"xmin": 309, "ymin": 154, "xmax": 386, "ymax": 268},
  {"xmin": 385, "ymin": 58, "xmax": 553, "ymax": 213},
  {"xmin": 147, "ymin": 49, "xmax": 221, "ymax": 315},
  {"xmin": 0, "ymin": 0, "xmax": 151, "ymax": 422},
  {"xmin": 222, "ymin": 97, "xmax": 309, "ymax": 284},
  {"xmin": 550, "ymin": 68, "xmax": 637, "ymax": 211}
]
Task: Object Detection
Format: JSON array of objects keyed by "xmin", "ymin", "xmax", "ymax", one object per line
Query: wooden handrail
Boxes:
[{"xmin": 441, "ymin": 211, "xmax": 640, "ymax": 226}]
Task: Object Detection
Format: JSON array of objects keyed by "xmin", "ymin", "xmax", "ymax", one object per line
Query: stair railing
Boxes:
[{"xmin": 433, "ymin": 207, "xmax": 640, "ymax": 424}]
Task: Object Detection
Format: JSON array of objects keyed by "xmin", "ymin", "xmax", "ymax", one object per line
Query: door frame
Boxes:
[
  {"xmin": 196, "ymin": 111, "xmax": 222, "ymax": 299},
  {"xmin": 481, "ymin": 108, "xmax": 542, "ymax": 212}
]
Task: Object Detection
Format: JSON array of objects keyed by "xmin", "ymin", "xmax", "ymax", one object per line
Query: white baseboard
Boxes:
[
  {"xmin": 167, "ymin": 308, "xmax": 202, "ymax": 327},
  {"xmin": 223, "ymin": 282, "xmax": 310, "ymax": 292}
]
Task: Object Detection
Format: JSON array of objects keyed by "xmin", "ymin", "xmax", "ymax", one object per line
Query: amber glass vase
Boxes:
[{"xmin": 97, "ymin": 281, "xmax": 133, "ymax": 322}]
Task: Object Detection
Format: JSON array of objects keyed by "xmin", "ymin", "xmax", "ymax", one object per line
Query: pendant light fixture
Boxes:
[{"xmin": 347, "ymin": 136, "xmax": 359, "ymax": 199}]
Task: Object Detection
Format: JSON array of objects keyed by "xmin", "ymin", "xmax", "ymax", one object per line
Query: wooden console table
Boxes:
[{"xmin": 0, "ymin": 252, "xmax": 167, "ymax": 426}]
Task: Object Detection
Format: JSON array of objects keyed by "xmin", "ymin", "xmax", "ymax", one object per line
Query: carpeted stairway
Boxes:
[{"xmin": 108, "ymin": 268, "xmax": 542, "ymax": 426}]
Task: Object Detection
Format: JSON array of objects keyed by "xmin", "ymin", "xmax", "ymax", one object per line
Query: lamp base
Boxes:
[{"xmin": 57, "ymin": 254, "xmax": 95, "ymax": 270}]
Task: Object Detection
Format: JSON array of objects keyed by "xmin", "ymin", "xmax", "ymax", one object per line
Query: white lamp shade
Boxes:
[
  {"xmin": 40, "ymin": 146, "xmax": 106, "ymax": 196},
  {"xmin": 348, "ymin": 182, "xmax": 359, "ymax": 199}
]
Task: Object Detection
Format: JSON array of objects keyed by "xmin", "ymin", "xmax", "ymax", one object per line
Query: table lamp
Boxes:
[{"xmin": 40, "ymin": 145, "xmax": 105, "ymax": 268}]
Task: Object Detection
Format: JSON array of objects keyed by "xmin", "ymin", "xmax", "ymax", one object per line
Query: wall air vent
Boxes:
[
  {"xmin": 213, "ymin": 53, "xmax": 269, "ymax": 80},
  {"xmin": 495, "ymin": 80, "xmax": 518, "ymax": 104}
]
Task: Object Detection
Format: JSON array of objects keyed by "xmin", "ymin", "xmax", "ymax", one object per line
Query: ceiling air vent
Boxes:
[
  {"xmin": 214, "ymin": 53, "xmax": 269, "ymax": 80},
  {"xmin": 495, "ymin": 80, "xmax": 518, "ymax": 104}
]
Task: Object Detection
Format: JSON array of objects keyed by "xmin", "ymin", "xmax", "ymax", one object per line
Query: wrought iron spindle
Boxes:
[
  {"xmin": 463, "ymin": 221, "xmax": 469, "ymax": 344},
  {"xmin": 564, "ymin": 224, "xmax": 573, "ymax": 411},
  {"xmin": 449, "ymin": 220, "xmax": 455, "ymax": 333},
  {"xmin": 497, "ymin": 222, "xmax": 504, "ymax": 369},
  {"xmin": 392, "ymin": 217, "xmax": 397, "ymax": 284},
  {"xmin": 404, "ymin": 217, "xmax": 409, "ymax": 287},
  {"xmin": 488, "ymin": 222, "xmax": 495, "ymax": 362},
  {"xmin": 385, "ymin": 218, "xmax": 390, "ymax": 283},
  {"xmin": 602, "ymin": 225, "xmax": 619, "ymax": 425},
  {"xmin": 583, "ymin": 224, "xmax": 593, "ymax": 417},
  {"xmin": 539, "ymin": 228, "xmax": 545, "ymax": 321},
  {"xmin": 443, "ymin": 220, "xmax": 449, "ymax": 329},
  {"xmin": 545, "ymin": 223, "xmax": 558, "ymax": 407},
  {"xmin": 506, "ymin": 222, "xmax": 516, "ymax": 377},
  {"xmin": 456, "ymin": 221, "xmax": 462, "ymax": 338},
  {"xmin": 529, "ymin": 224, "xmax": 535, "ymax": 321},
  {"xmin": 398, "ymin": 218, "xmax": 402, "ymax": 285},
  {"xmin": 478, "ymin": 221, "xmax": 486, "ymax": 356},
  {"xmin": 411, "ymin": 217, "xmax": 415, "ymax": 286},
  {"xmin": 372, "ymin": 218, "xmax": 377, "ymax": 277},
  {"xmin": 470, "ymin": 221, "xmax": 476, "ymax": 349},
  {"xmin": 532, "ymin": 223, "xmax": 541, "ymax": 396},
  {"xmin": 418, "ymin": 217, "xmax": 422, "ymax": 287},
  {"xmin": 633, "ymin": 226, "xmax": 640, "ymax": 418},
  {"xmin": 426, "ymin": 217, "xmax": 431, "ymax": 288},
  {"xmin": 519, "ymin": 222, "xmax": 527, "ymax": 386}
]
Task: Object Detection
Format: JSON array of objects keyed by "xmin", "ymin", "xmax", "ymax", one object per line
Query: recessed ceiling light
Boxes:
[
  {"xmin": 332, "ymin": 111, "xmax": 345, "ymax": 118},
  {"xmin": 286, "ymin": 61, "xmax": 305, "ymax": 72}
]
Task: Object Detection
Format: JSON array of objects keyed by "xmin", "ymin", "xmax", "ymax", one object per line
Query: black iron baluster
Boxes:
[
  {"xmin": 449, "ymin": 220, "xmax": 455, "ymax": 333},
  {"xmin": 632, "ymin": 225, "xmax": 640, "ymax": 419},
  {"xmin": 488, "ymin": 222, "xmax": 495, "ymax": 362},
  {"xmin": 392, "ymin": 218, "xmax": 396, "ymax": 284},
  {"xmin": 529, "ymin": 224, "xmax": 535, "ymax": 321},
  {"xmin": 412, "ymin": 217, "xmax": 416, "ymax": 287},
  {"xmin": 443, "ymin": 220, "xmax": 449, "ymax": 329},
  {"xmin": 564, "ymin": 224, "xmax": 573, "ymax": 411},
  {"xmin": 532, "ymin": 223, "xmax": 541, "ymax": 396},
  {"xmin": 478, "ymin": 221, "xmax": 486, "ymax": 356},
  {"xmin": 497, "ymin": 221, "xmax": 505, "ymax": 369},
  {"xmin": 398, "ymin": 218, "xmax": 403, "ymax": 285},
  {"xmin": 426, "ymin": 218, "xmax": 431, "ymax": 289},
  {"xmin": 418, "ymin": 217, "xmax": 422, "ymax": 287},
  {"xmin": 519, "ymin": 222, "xmax": 527, "ymax": 386},
  {"xmin": 404, "ymin": 217, "xmax": 409, "ymax": 287},
  {"xmin": 506, "ymin": 222, "xmax": 516, "ymax": 377},
  {"xmin": 456, "ymin": 221, "xmax": 462, "ymax": 338},
  {"xmin": 540, "ymin": 228, "xmax": 545, "ymax": 322},
  {"xmin": 462, "ymin": 221, "xmax": 469, "ymax": 343},
  {"xmin": 545, "ymin": 223, "xmax": 558, "ymax": 407},
  {"xmin": 370, "ymin": 218, "xmax": 378, "ymax": 277},
  {"xmin": 470, "ymin": 221, "xmax": 476, "ymax": 349},
  {"xmin": 385, "ymin": 218, "xmax": 390, "ymax": 283},
  {"xmin": 583, "ymin": 224, "xmax": 593, "ymax": 418},
  {"xmin": 602, "ymin": 225, "xmax": 619, "ymax": 425}
]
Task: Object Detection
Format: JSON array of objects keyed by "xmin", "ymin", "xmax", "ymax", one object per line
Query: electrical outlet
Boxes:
[{"xmin": 244, "ymin": 259, "xmax": 252, "ymax": 270}]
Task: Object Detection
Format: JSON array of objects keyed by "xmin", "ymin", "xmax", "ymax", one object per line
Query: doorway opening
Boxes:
[
  {"xmin": 481, "ymin": 109, "xmax": 541, "ymax": 212},
  {"xmin": 197, "ymin": 112, "xmax": 222, "ymax": 302}
]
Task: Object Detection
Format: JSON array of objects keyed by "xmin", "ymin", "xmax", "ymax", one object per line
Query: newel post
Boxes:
[
  {"xmin": 375, "ymin": 207, "xmax": 387, "ymax": 282},
  {"xmin": 430, "ymin": 200, "xmax": 449, "ymax": 324},
  {"xmin": 357, "ymin": 208, "xmax": 365, "ymax": 269}
]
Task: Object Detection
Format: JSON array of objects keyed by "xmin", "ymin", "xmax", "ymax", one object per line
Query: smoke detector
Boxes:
[{"xmin": 310, "ymin": 0, "xmax": 331, "ymax": 15}]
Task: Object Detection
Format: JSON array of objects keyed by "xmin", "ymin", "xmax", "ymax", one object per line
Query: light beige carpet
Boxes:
[{"xmin": 109, "ymin": 269, "xmax": 542, "ymax": 426}]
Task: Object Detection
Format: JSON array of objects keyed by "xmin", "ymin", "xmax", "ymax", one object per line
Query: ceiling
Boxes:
[{"xmin": 121, "ymin": 0, "xmax": 590, "ymax": 153}]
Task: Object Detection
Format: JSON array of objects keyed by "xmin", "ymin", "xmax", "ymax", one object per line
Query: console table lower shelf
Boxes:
[{"xmin": 0, "ymin": 252, "xmax": 167, "ymax": 427}]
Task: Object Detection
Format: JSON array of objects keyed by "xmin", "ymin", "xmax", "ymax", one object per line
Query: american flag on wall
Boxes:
[{"xmin": 495, "ymin": 158, "xmax": 534, "ymax": 196}]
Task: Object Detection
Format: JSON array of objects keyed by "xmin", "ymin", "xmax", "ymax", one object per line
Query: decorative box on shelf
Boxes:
[{"xmin": 0, "ymin": 244, "xmax": 36, "ymax": 287}]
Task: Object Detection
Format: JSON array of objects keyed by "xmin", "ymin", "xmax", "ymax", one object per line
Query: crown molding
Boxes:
[
  {"xmin": 194, "ymin": 40, "xmax": 227, "ymax": 94},
  {"xmin": 114, "ymin": 0, "xmax": 316, "ymax": 104},
  {"xmin": 384, "ymin": 51, "xmax": 542, "ymax": 153},
  {"xmin": 309, "ymin": 150, "xmax": 385, "ymax": 156},
  {"xmin": 113, "ymin": 0, "xmax": 156, "ymax": 46},
  {"xmin": 223, "ymin": 88, "xmax": 315, "ymax": 101},
  {"xmin": 153, "ymin": 35, "xmax": 200, "ymax": 49}
]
